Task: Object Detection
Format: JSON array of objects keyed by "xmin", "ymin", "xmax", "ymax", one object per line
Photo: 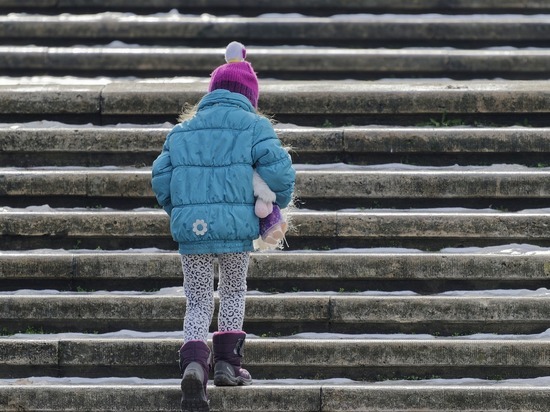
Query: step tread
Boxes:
[
  {"xmin": 4, "ymin": 46, "xmax": 550, "ymax": 75},
  {"xmin": 1, "ymin": 208, "xmax": 549, "ymax": 253},
  {"xmin": 2, "ymin": 126, "xmax": 550, "ymax": 168},
  {"xmin": 2, "ymin": 379, "xmax": 550, "ymax": 412},
  {"xmin": 3, "ymin": 125, "xmax": 550, "ymax": 151},
  {"xmin": 3, "ymin": 0, "xmax": 550, "ymax": 13},
  {"xmin": 2, "ymin": 167, "xmax": 549, "ymax": 200},
  {"xmin": 2, "ymin": 291, "xmax": 550, "ymax": 335},
  {"xmin": 2, "ymin": 79, "xmax": 550, "ymax": 123},
  {"xmin": 3, "ymin": 336, "xmax": 550, "ymax": 381},
  {"xmin": 0, "ymin": 248, "xmax": 548, "ymax": 303},
  {"xmin": 2, "ymin": 208, "xmax": 549, "ymax": 234}
]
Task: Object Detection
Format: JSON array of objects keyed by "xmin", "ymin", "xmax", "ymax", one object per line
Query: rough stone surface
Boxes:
[
  {"xmin": 4, "ymin": 338, "xmax": 550, "ymax": 380},
  {"xmin": 2, "ymin": 294, "xmax": 550, "ymax": 335}
]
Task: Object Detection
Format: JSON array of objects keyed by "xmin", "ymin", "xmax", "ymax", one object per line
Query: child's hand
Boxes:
[{"xmin": 255, "ymin": 199, "xmax": 273, "ymax": 218}]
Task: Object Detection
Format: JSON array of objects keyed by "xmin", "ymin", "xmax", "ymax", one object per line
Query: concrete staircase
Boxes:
[{"xmin": 2, "ymin": 1, "xmax": 550, "ymax": 411}]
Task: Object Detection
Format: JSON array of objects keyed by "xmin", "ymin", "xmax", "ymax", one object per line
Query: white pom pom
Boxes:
[{"xmin": 225, "ymin": 41, "xmax": 246, "ymax": 63}]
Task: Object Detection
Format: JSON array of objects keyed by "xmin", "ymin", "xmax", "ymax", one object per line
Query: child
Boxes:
[{"xmin": 151, "ymin": 41, "xmax": 295, "ymax": 412}]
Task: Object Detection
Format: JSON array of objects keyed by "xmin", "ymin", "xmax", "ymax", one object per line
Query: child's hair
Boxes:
[
  {"xmin": 178, "ymin": 100, "xmax": 276, "ymax": 125},
  {"xmin": 178, "ymin": 102, "xmax": 198, "ymax": 123}
]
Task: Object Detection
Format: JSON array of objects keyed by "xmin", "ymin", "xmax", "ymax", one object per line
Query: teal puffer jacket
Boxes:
[{"xmin": 151, "ymin": 89, "xmax": 295, "ymax": 255}]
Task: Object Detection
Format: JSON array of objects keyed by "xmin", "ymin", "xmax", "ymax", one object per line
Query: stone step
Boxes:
[
  {"xmin": 3, "ymin": 380, "xmax": 550, "ymax": 412},
  {"xmin": 4, "ymin": 46, "xmax": 550, "ymax": 79},
  {"xmin": 3, "ymin": 0, "xmax": 550, "ymax": 15},
  {"xmin": 3, "ymin": 336, "xmax": 550, "ymax": 380},
  {"xmin": 1, "ymin": 209, "xmax": 549, "ymax": 250},
  {"xmin": 2, "ymin": 167, "xmax": 549, "ymax": 210},
  {"xmin": 3, "ymin": 4, "xmax": 550, "ymax": 412},
  {"xmin": 2, "ymin": 126, "xmax": 549, "ymax": 167},
  {"xmin": 2, "ymin": 13, "xmax": 550, "ymax": 48},
  {"xmin": 2, "ymin": 79, "xmax": 550, "ymax": 126},
  {"xmin": 2, "ymin": 250, "xmax": 549, "ymax": 293},
  {"xmin": 2, "ymin": 292, "xmax": 550, "ymax": 336}
]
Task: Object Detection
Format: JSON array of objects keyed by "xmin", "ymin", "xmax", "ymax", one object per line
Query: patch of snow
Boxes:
[{"xmin": 3, "ymin": 375, "xmax": 550, "ymax": 387}]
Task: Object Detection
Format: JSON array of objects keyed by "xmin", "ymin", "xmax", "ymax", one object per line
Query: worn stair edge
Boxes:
[
  {"xmin": 3, "ymin": 79, "xmax": 550, "ymax": 126},
  {"xmin": 98, "ymin": 80, "xmax": 550, "ymax": 118},
  {"xmin": 2, "ymin": 15, "xmax": 550, "ymax": 45},
  {"xmin": 4, "ymin": 0, "xmax": 550, "ymax": 13},
  {"xmin": 1, "ymin": 251, "xmax": 549, "ymax": 292},
  {"xmin": 0, "ymin": 126, "xmax": 344, "ymax": 166},
  {"xmin": 1, "ymin": 210, "xmax": 550, "ymax": 247},
  {"xmin": 3, "ymin": 126, "xmax": 550, "ymax": 154},
  {"xmin": 0, "ymin": 127, "xmax": 169, "ymax": 153},
  {"xmin": 0, "ymin": 382, "xmax": 319, "ymax": 412},
  {"xmin": 2, "ymin": 293, "xmax": 550, "ymax": 335},
  {"xmin": 2, "ymin": 381, "xmax": 550, "ymax": 412},
  {"xmin": 2, "ymin": 126, "xmax": 550, "ymax": 167},
  {"xmin": 4, "ymin": 46, "xmax": 550, "ymax": 77},
  {"xmin": 2, "ymin": 337, "xmax": 550, "ymax": 380},
  {"xmin": 2, "ymin": 168, "xmax": 550, "ymax": 201}
]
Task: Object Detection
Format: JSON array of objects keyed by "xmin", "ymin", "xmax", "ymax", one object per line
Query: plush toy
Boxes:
[{"xmin": 253, "ymin": 171, "xmax": 288, "ymax": 247}]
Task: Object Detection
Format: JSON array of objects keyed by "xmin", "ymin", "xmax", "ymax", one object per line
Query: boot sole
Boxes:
[
  {"xmin": 214, "ymin": 361, "xmax": 252, "ymax": 387},
  {"xmin": 181, "ymin": 363, "xmax": 209, "ymax": 412}
]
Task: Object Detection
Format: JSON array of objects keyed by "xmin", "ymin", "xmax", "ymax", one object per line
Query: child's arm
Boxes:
[
  {"xmin": 151, "ymin": 141, "xmax": 174, "ymax": 216},
  {"xmin": 253, "ymin": 170, "xmax": 275, "ymax": 218},
  {"xmin": 252, "ymin": 118, "xmax": 295, "ymax": 208}
]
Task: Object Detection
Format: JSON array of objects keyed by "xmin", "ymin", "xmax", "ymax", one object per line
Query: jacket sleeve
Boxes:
[
  {"xmin": 151, "ymin": 140, "xmax": 174, "ymax": 216},
  {"xmin": 251, "ymin": 118, "xmax": 296, "ymax": 208}
]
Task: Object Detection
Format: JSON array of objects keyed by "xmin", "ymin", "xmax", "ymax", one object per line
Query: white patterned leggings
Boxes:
[{"xmin": 181, "ymin": 252, "xmax": 250, "ymax": 343}]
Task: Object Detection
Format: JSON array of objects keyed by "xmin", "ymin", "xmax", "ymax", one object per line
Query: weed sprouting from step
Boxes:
[
  {"xmin": 386, "ymin": 374, "xmax": 442, "ymax": 382},
  {"xmin": 418, "ymin": 112, "xmax": 465, "ymax": 127},
  {"xmin": 487, "ymin": 375, "xmax": 505, "ymax": 381},
  {"xmin": 76, "ymin": 286, "xmax": 95, "ymax": 293},
  {"xmin": 24, "ymin": 326, "xmax": 46, "ymax": 334},
  {"xmin": 260, "ymin": 331, "xmax": 283, "ymax": 338},
  {"xmin": 515, "ymin": 118, "xmax": 533, "ymax": 127}
]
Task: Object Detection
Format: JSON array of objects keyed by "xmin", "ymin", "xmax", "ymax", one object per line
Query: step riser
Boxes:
[
  {"xmin": 4, "ymin": 0, "xmax": 550, "ymax": 14},
  {"xmin": 3, "ymin": 339, "xmax": 550, "ymax": 380},
  {"xmin": 2, "ymin": 212, "xmax": 549, "ymax": 250},
  {"xmin": 2, "ymin": 170, "xmax": 550, "ymax": 211},
  {"xmin": 2, "ymin": 384, "xmax": 550, "ymax": 412},
  {"xmin": 4, "ymin": 0, "xmax": 550, "ymax": 13},
  {"xmin": 2, "ymin": 295, "xmax": 550, "ymax": 336},
  {"xmin": 2, "ymin": 252, "xmax": 549, "ymax": 293},
  {"xmin": 3, "ymin": 16, "xmax": 550, "ymax": 49},
  {"xmin": 2, "ymin": 81, "xmax": 550, "ymax": 126},
  {"xmin": 5, "ymin": 47, "xmax": 550, "ymax": 80},
  {"xmin": 2, "ymin": 127, "xmax": 550, "ymax": 167}
]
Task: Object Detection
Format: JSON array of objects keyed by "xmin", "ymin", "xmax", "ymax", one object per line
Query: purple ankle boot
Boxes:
[
  {"xmin": 213, "ymin": 331, "xmax": 253, "ymax": 386},
  {"xmin": 178, "ymin": 340, "xmax": 211, "ymax": 412}
]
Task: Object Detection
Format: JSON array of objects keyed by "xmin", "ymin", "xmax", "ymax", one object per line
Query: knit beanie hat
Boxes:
[{"xmin": 208, "ymin": 41, "xmax": 259, "ymax": 108}]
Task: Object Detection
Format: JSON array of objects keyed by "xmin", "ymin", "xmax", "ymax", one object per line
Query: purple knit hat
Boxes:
[{"xmin": 208, "ymin": 41, "xmax": 259, "ymax": 108}]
